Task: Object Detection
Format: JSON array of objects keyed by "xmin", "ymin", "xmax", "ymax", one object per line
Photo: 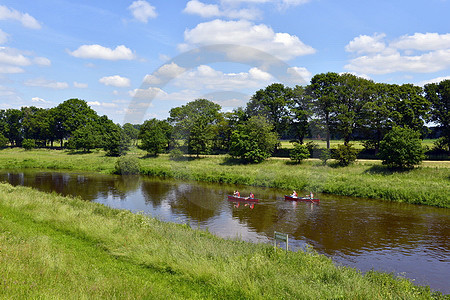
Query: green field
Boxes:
[
  {"xmin": 0, "ymin": 183, "xmax": 442, "ymax": 299},
  {"xmin": 279, "ymin": 139, "xmax": 439, "ymax": 149},
  {"xmin": 0, "ymin": 148, "xmax": 448, "ymax": 208}
]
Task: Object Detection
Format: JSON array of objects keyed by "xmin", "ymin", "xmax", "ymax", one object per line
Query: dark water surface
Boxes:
[{"xmin": 1, "ymin": 170, "xmax": 449, "ymax": 294}]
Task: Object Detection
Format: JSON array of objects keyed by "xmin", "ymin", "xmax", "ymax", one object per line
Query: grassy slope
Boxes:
[
  {"xmin": 0, "ymin": 183, "xmax": 440, "ymax": 299},
  {"xmin": 0, "ymin": 148, "xmax": 449, "ymax": 208}
]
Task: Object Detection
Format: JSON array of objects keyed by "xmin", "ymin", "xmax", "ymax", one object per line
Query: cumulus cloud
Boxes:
[
  {"xmin": 34, "ymin": 57, "xmax": 51, "ymax": 66},
  {"xmin": 69, "ymin": 44, "xmax": 136, "ymax": 60},
  {"xmin": 74, "ymin": 82, "xmax": 88, "ymax": 88},
  {"xmin": 128, "ymin": 0, "xmax": 157, "ymax": 23},
  {"xmin": 87, "ymin": 101, "xmax": 117, "ymax": 108},
  {"xmin": 31, "ymin": 97, "xmax": 51, "ymax": 104},
  {"xmin": 24, "ymin": 78, "xmax": 69, "ymax": 89},
  {"xmin": 417, "ymin": 76, "xmax": 450, "ymax": 86},
  {"xmin": 0, "ymin": 29, "xmax": 8, "ymax": 44},
  {"xmin": 0, "ymin": 47, "xmax": 31, "ymax": 66},
  {"xmin": 143, "ymin": 62, "xmax": 187, "ymax": 84},
  {"xmin": 129, "ymin": 87, "xmax": 166, "ymax": 99},
  {"xmin": 99, "ymin": 75, "xmax": 131, "ymax": 87},
  {"xmin": 179, "ymin": 19, "xmax": 315, "ymax": 60},
  {"xmin": 0, "ymin": 5, "xmax": 41, "ymax": 29},
  {"xmin": 345, "ymin": 32, "xmax": 450, "ymax": 74},
  {"xmin": 286, "ymin": 66, "xmax": 312, "ymax": 84},
  {"xmin": 184, "ymin": 0, "xmax": 261, "ymax": 20}
]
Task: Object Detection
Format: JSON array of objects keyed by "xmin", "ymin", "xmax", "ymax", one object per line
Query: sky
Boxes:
[{"xmin": 0, "ymin": 0, "xmax": 449, "ymax": 124}]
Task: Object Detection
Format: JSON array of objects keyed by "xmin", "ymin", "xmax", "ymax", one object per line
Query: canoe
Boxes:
[
  {"xmin": 227, "ymin": 195, "xmax": 259, "ymax": 202},
  {"xmin": 284, "ymin": 195, "xmax": 320, "ymax": 203}
]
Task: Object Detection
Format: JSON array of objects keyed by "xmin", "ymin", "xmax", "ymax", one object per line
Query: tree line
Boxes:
[{"xmin": 0, "ymin": 73, "xmax": 448, "ymax": 164}]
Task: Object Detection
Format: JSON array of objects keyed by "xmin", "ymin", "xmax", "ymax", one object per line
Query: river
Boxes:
[{"xmin": 1, "ymin": 170, "xmax": 449, "ymax": 294}]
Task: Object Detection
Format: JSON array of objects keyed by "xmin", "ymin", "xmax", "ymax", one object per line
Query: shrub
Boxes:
[
  {"xmin": 114, "ymin": 155, "xmax": 140, "ymax": 175},
  {"xmin": 169, "ymin": 148, "xmax": 185, "ymax": 161},
  {"xmin": 319, "ymin": 148, "xmax": 331, "ymax": 165},
  {"xmin": 22, "ymin": 139, "xmax": 36, "ymax": 150},
  {"xmin": 378, "ymin": 127, "xmax": 425, "ymax": 169},
  {"xmin": 332, "ymin": 144, "xmax": 359, "ymax": 167},
  {"xmin": 289, "ymin": 143, "xmax": 310, "ymax": 163}
]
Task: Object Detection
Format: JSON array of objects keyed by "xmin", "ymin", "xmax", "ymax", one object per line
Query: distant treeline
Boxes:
[{"xmin": 0, "ymin": 73, "xmax": 448, "ymax": 159}]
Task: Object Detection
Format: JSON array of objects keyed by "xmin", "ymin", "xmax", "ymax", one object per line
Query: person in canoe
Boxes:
[
  {"xmin": 249, "ymin": 192, "xmax": 254, "ymax": 199},
  {"xmin": 309, "ymin": 192, "xmax": 314, "ymax": 199},
  {"xmin": 233, "ymin": 190, "xmax": 240, "ymax": 197},
  {"xmin": 291, "ymin": 190, "xmax": 298, "ymax": 198}
]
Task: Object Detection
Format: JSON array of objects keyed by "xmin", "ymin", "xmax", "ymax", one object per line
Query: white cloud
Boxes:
[
  {"xmin": 0, "ymin": 65, "xmax": 24, "ymax": 73},
  {"xmin": 170, "ymin": 65, "xmax": 274, "ymax": 91},
  {"xmin": 69, "ymin": 44, "xmax": 136, "ymax": 60},
  {"xmin": 345, "ymin": 32, "xmax": 450, "ymax": 74},
  {"xmin": 0, "ymin": 47, "xmax": 31, "ymax": 66},
  {"xmin": 0, "ymin": 5, "xmax": 41, "ymax": 29},
  {"xmin": 0, "ymin": 29, "xmax": 8, "ymax": 44},
  {"xmin": 34, "ymin": 57, "xmax": 51, "ymax": 66},
  {"xmin": 184, "ymin": 0, "xmax": 261, "ymax": 20},
  {"xmin": 99, "ymin": 75, "xmax": 131, "ymax": 87},
  {"xmin": 417, "ymin": 76, "xmax": 450, "ymax": 86},
  {"xmin": 87, "ymin": 101, "xmax": 117, "ymax": 108},
  {"xmin": 31, "ymin": 97, "xmax": 51, "ymax": 104},
  {"xmin": 128, "ymin": 1, "xmax": 157, "ymax": 23},
  {"xmin": 24, "ymin": 78, "xmax": 69, "ymax": 89},
  {"xmin": 129, "ymin": 87, "xmax": 167, "ymax": 99},
  {"xmin": 220, "ymin": 0, "xmax": 311, "ymax": 8},
  {"xmin": 74, "ymin": 81, "xmax": 88, "ymax": 88},
  {"xmin": 143, "ymin": 62, "xmax": 186, "ymax": 84},
  {"xmin": 180, "ymin": 19, "xmax": 315, "ymax": 60},
  {"xmin": 287, "ymin": 66, "xmax": 312, "ymax": 84},
  {"xmin": 391, "ymin": 33, "xmax": 450, "ymax": 51}
]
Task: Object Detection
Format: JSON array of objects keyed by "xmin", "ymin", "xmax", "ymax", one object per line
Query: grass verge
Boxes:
[
  {"xmin": 0, "ymin": 183, "xmax": 444, "ymax": 299},
  {"xmin": 0, "ymin": 148, "xmax": 448, "ymax": 208}
]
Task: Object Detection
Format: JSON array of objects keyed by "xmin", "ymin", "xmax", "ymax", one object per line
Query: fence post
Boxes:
[{"xmin": 274, "ymin": 231, "xmax": 289, "ymax": 252}]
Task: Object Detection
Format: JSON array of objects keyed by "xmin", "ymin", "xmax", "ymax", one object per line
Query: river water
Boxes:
[{"xmin": 1, "ymin": 170, "xmax": 449, "ymax": 294}]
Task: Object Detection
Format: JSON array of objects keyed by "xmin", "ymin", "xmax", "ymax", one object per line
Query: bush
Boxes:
[
  {"xmin": 319, "ymin": 148, "xmax": 331, "ymax": 165},
  {"xmin": 22, "ymin": 139, "xmax": 36, "ymax": 150},
  {"xmin": 332, "ymin": 144, "xmax": 359, "ymax": 167},
  {"xmin": 114, "ymin": 155, "xmax": 140, "ymax": 175},
  {"xmin": 378, "ymin": 127, "xmax": 425, "ymax": 169},
  {"xmin": 289, "ymin": 143, "xmax": 310, "ymax": 163},
  {"xmin": 169, "ymin": 148, "xmax": 185, "ymax": 161}
]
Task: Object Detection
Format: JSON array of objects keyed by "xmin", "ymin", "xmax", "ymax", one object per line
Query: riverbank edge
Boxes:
[
  {"xmin": 0, "ymin": 148, "xmax": 448, "ymax": 208},
  {"xmin": 0, "ymin": 182, "xmax": 444, "ymax": 299}
]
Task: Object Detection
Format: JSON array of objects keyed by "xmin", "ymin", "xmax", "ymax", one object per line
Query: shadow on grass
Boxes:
[
  {"xmin": 364, "ymin": 164, "xmax": 413, "ymax": 175},
  {"xmin": 67, "ymin": 150, "xmax": 93, "ymax": 155},
  {"xmin": 220, "ymin": 157, "xmax": 252, "ymax": 166}
]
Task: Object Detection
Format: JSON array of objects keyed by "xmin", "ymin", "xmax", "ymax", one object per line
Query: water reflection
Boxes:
[{"xmin": 0, "ymin": 170, "xmax": 449, "ymax": 294}]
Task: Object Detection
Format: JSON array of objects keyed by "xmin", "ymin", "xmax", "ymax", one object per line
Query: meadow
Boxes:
[
  {"xmin": 0, "ymin": 148, "xmax": 448, "ymax": 208},
  {"xmin": 0, "ymin": 183, "xmax": 443, "ymax": 299}
]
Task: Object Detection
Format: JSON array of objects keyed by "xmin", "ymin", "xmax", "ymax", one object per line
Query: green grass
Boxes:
[
  {"xmin": 279, "ymin": 139, "xmax": 438, "ymax": 149},
  {"xmin": 0, "ymin": 148, "xmax": 449, "ymax": 208},
  {"xmin": 0, "ymin": 183, "xmax": 443, "ymax": 299}
]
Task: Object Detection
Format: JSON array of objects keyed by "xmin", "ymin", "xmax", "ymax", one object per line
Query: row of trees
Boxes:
[
  {"xmin": 0, "ymin": 99, "xmax": 139, "ymax": 156},
  {"xmin": 138, "ymin": 74, "xmax": 449, "ymax": 163}
]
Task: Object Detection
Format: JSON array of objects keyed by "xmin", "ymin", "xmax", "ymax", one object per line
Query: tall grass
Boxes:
[
  {"xmin": 0, "ymin": 183, "xmax": 442, "ymax": 299},
  {"xmin": 0, "ymin": 148, "xmax": 448, "ymax": 208}
]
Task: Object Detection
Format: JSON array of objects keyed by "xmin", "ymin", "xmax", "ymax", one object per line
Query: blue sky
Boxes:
[{"xmin": 0, "ymin": 0, "xmax": 449, "ymax": 124}]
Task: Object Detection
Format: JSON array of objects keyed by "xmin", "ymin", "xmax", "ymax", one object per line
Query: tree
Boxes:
[
  {"xmin": 289, "ymin": 143, "xmax": 310, "ymax": 163},
  {"xmin": 425, "ymin": 80, "xmax": 450, "ymax": 148},
  {"xmin": 332, "ymin": 144, "xmax": 359, "ymax": 167},
  {"xmin": 102, "ymin": 122, "xmax": 130, "ymax": 157},
  {"xmin": 139, "ymin": 119, "xmax": 169, "ymax": 156},
  {"xmin": 246, "ymin": 83, "xmax": 292, "ymax": 137},
  {"xmin": 67, "ymin": 124, "xmax": 99, "ymax": 152},
  {"xmin": 22, "ymin": 138, "xmax": 36, "ymax": 150},
  {"xmin": 168, "ymin": 99, "xmax": 221, "ymax": 157},
  {"xmin": 0, "ymin": 133, "xmax": 7, "ymax": 148},
  {"xmin": 122, "ymin": 123, "xmax": 139, "ymax": 146},
  {"xmin": 289, "ymin": 85, "xmax": 312, "ymax": 144},
  {"xmin": 308, "ymin": 72, "xmax": 340, "ymax": 149},
  {"xmin": 229, "ymin": 116, "xmax": 279, "ymax": 163},
  {"xmin": 378, "ymin": 126, "xmax": 425, "ymax": 169},
  {"xmin": 4, "ymin": 109, "xmax": 23, "ymax": 146}
]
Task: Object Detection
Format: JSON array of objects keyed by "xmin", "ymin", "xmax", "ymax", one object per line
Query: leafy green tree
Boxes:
[
  {"xmin": 139, "ymin": 119, "xmax": 169, "ymax": 156},
  {"xmin": 308, "ymin": 72, "xmax": 340, "ymax": 149},
  {"xmin": 0, "ymin": 133, "xmax": 7, "ymax": 148},
  {"xmin": 246, "ymin": 83, "xmax": 292, "ymax": 137},
  {"xmin": 169, "ymin": 99, "xmax": 221, "ymax": 157},
  {"xmin": 22, "ymin": 138, "xmax": 36, "ymax": 150},
  {"xmin": 123, "ymin": 123, "xmax": 140, "ymax": 146},
  {"xmin": 21, "ymin": 107, "xmax": 53, "ymax": 147},
  {"xmin": 229, "ymin": 116, "xmax": 279, "ymax": 163},
  {"xmin": 102, "ymin": 123, "xmax": 130, "ymax": 157},
  {"xmin": 289, "ymin": 85, "xmax": 312, "ymax": 144},
  {"xmin": 289, "ymin": 143, "xmax": 310, "ymax": 163},
  {"xmin": 425, "ymin": 80, "xmax": 450, "ymax": 148},
  {"xmin": 4, "ymin": 109, "xmax": 23, "ymax": 146},
  {"xmin": 378, "ymin": 126, "xmax": 425, "ymax": 169},
  {"xmin": 332, "ymin": 144, "xmax": 359, "ymax": 167},
  {"xmin": 67, "ymin": 124, "xmax": 99, "ymax": 152}
]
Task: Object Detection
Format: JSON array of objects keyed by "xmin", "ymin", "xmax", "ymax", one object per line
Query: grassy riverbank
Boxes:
[
  {"xmin": 0, "ymin": 148, "xmax": 448, "ymax": 208},
  {"xmin": 0, "ymin": 183, "xmax": 443, "ymax": 299}
]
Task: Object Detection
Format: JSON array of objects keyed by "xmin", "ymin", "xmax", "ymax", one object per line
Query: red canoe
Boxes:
[
  {"xmin": 284, "ymin": 195, "xmax": 320, "ymax": 203},
  {"xmin": 227, "ymin": 195, "xmax": 259, "ymax": 202}
]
